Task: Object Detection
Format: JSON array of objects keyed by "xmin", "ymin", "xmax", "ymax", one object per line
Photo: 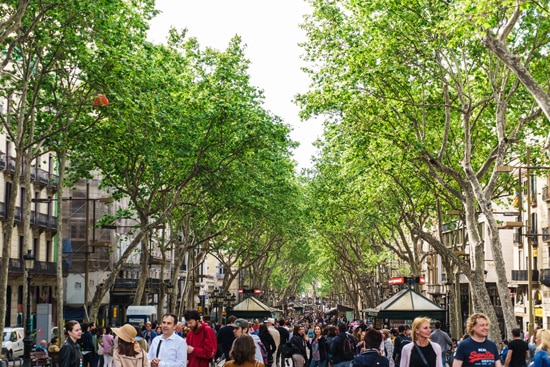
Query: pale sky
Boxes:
[{"xmin": 147, "ymin": 0, "xmax": 323, "ymax": 171}]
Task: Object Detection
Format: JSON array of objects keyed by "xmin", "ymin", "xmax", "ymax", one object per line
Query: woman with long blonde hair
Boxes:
[
  {"xmin": 534, "ymin": 329, "xmax": 550, "ymax": 367},
  {"xmin": 400, "ymin": 317, "xmax": 442, "ymax": 367}
]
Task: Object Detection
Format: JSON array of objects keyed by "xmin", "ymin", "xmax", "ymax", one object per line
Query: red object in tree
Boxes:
[{"xmin": 93, "ymin": 94, "xmax": 109, "ymax": 106}]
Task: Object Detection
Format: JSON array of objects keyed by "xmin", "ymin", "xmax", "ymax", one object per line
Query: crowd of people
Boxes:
[{"xmin": 42, "ymin": 310, "xmax": 550, "ymax": 367}]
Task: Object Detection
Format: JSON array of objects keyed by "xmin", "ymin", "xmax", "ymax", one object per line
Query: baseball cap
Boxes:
[{"xmin": 230, "ymin": 318, "xmax": 249, "ymax": 329}]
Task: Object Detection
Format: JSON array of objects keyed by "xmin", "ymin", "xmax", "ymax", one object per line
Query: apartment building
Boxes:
[{"xmin": 424, "ymin": 172, "xmax": 550, "ymax": 336}]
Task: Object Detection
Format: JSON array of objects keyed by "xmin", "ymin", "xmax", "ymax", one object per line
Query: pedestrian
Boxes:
[
  {"xmin": 393, "ymin": 326, "xmax": 412, "ymax": 367},
  {"xmin": 59, "ymin": 320, "xmax": 83, "ymax": 367},
  {"xmin": 326, "ymin": 325, "xmax": 338, "ymax": 367},
  {"xmin": 310, "ymin": 324, "xmax": 329, "ymax": 367},
  {"xmin": 529, "ymin": 328, "xmax": 543, "ymax": 366},
  {"xmin": 80, "ymin": 323, "xmax": 97, "ymax": 367},
  {"xmin": 499, "ymin": 341, "xmax": 508, "ymax": 365},
  {"xmin": 143, "ymin": 322, "xmax": 158, "ymax": 348},
  {"xmin": 400, "ymin": 317, "xmax": 442, "ymax": 367},
  {"xmin": 430, "ymin": 321, "xmax": 452, "ymax": 367},
  {"xmin": 133, "ymin": 326, "xmax": 148, "ymax": 353},
  {"xmin": 275, "ymin": 319, "xmax": 290, "ymax": 367},
  {"xmin": 452, "ymin": 313, "xmax": 501, "ymax": 367},
  {"xmin": 185, "ymin": 310, "xmax": 218, "ymax": 367},
  {"xmin": 258, "ymin": 324, "xmax": 277, "ymax": 367},
  {"xmin": 225, "ymin": 334, "xmax": 265, "ymax": 367},
  {"xmin": 533, "ymin": 329, "xmax": 550, "ymax": 367},
  {"xmin": 265, "ymin": 319, "xmax": 281, "ymax": 359},
  {"xmin": 330, "ymin": 323, "xmax": 356, "ymax": 367},
  {"xmin": 231, "ymin": 318, "xmax": 265, "ymax": 363},
  {"xmin": 112, "ymin": 324, "xmax": 149, "ymax": 367},
  {"xmin": 148, "ymin": 313, "xmax": 188, "ymax": 367},
  {"xmin": 290, "ymin": 325, "xmax": 310, "ymax": 367},
  {"xmin": 504, "ymin": 329, "xmax": 528, "ymax": 367},
  {"xmin": 352, "ymin": 328, "xmax": 390, "ymax": 367},
  {"xmin": 382, "ymin": 330, "xmax": 394, "ymax": 367},
  {"xmin": 103, "ymin": 327, "xmax": 115, "ymax": 367},
  {"xmin": 218, "ymin": 316, "xmax": 237, "ymax": 361}
]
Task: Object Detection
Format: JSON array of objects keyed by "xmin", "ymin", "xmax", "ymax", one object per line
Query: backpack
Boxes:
[
  {"xmin": 257, "ymin": 340, "xmax": 269, "ymax": 365},
  {"xmin": 283, "ymin": 341, "xmax": 294, "ymax": 358},
  {"xmin": 342, "ymin": 334, "xmax": 355, "ymax": 360}
]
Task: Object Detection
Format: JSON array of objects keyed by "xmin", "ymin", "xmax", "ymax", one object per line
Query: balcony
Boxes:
[
  {"xmin": 113, "ymin": 277, "xmax": 162, "ymax": 292},
  {"xmin": 426, "ymin": 284, "xmax": 446, "ymax": 295},
  {"xmin": 511, "ymin": 269, "xmax": 539, "ymax": 282},
  {"xmin": 47, "ymin": 173, "xmax": 59, "ymax": 191},
  {"xmin": 6, "ymin": 156, "xmax": 15, "ymax": 173},
  {"xmin": 540, "ymin": 269, "xmax": 550, "ymax": 286},
  {"xmin": 513, "ymin": 229, "xmax": 523, "ymax": 245},
  {"xmin": 36, "ymin": 168, "xmax": 50, "ymax": 186},
  {"xmin": 6, "ymin": 259, "xmax": 56, "ymax": 277}
]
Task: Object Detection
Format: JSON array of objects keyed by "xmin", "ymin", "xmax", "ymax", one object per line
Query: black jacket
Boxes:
[
  {"xmin": 331, "ymin": 333, "xmax": 355, "ymax": 364},
  {"xmin": 290, "ymin": 334, "xmax": 310, "ymax": 359},
  {"xmin": 259, "ymin": 331, "xmax": 277, "ymax": 357},
  {"xmin": 277, "ymin": 327, "xmax": 290, "ymax": 352},
  {"xmin": 58, "ymin": 338, "xmax": 82, "ymax": 367},
  {"xmin": 352, "ymin": 350, "xmax": 389, "ymax": 367}
]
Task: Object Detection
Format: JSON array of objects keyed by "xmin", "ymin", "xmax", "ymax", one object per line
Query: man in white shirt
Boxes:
[{"xmin": 149, "ymin": 313, "xmax": 187, "ymax": 367}]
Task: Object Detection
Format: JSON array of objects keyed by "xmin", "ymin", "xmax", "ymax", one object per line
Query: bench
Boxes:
[{"xmin": 30, "ymin": 352, "xmax": 51, "ymax": 367}]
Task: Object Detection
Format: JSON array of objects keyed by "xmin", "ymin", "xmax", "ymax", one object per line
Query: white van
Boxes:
[{"xmin": 2, "ymin": 327, "xmax": 24, "ymax": 360}]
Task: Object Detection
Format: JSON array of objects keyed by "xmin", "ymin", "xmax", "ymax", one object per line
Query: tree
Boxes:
[
  {"xmin": 298, "ymin": 0, "xmax": 548, "ymax": 339},
  {"xmin": 0, "ymin": 0, "xmax": 156, "ymax": 340},
  {"xmin": 72, "ymin": 31, "xmax": 299, "ymax": 320}
]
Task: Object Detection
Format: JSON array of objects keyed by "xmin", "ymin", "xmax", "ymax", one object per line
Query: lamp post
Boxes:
[
  {"xmin": 224, "ymin": 292, "xmax": 236, "ymax": 319},
  {"xmin": 23, "ymin": 249, "xmax": 35, "ymax": 367},
  {"xmin": 211, "ymin": 289, "xmax": 223, "ymax": 325}
]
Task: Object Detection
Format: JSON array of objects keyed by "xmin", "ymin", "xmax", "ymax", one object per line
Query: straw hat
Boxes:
[{"xmin": 112, "ymin": 324, "xmax": 141, "ymax": 353}]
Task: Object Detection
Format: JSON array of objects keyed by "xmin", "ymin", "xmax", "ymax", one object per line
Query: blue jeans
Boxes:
[{"xmin": 310, "ymin": 360, "xmax": 327, "ymax": 367}]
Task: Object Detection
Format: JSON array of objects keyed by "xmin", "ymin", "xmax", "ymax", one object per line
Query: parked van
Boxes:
[{"xmin": 2, "ymin": 327, "xmax": 24, "ymax": 360}]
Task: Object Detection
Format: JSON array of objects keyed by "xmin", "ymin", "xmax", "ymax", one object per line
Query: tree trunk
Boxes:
[
  {"xmin": 134, "ymin": 238, "xmax": 149, "ymax": 305},
  {"xmin": 55, "ymin": 151, "xmax": 67, "ymax": 345}
]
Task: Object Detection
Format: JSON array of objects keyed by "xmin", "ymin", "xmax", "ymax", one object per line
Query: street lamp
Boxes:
[
  {"xmin": 210, "ymin": 289, "xmax": 223, "ymax": 325},
  {"xmin": 23, "ymin": 249, "xmax": 35, "ymax": 367},
  {"xmin": 225, "ymin": 292, "xmax": 236, "ymax": 317}
]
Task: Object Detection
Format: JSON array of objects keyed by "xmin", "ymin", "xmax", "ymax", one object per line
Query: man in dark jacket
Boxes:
[
  {"xmin": 392, "ymin": 325, "xmax": 411, "ymax": 367},
  {"xmin": 217, "ymin": 315, "xmax": 236, "ymax": 360},
  {"xmin": 330, "ymin": 323, "xmax": 354, "ymax": 367},
  {"xmin": 276, "ymin": 319, "xmax": 290, "ymax": 367},
  {"xmin": 78, "ymin": 323, "xmax": 96, "ymax": 367},
  {"xmin": 352, "ymin": 329, "xmax": 389, "ymax": 367}
]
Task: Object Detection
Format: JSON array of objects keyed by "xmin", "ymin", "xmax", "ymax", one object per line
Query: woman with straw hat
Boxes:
[{"xmin": 112, "ymin": 324, "xmax": 149, "ymax": 367}]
